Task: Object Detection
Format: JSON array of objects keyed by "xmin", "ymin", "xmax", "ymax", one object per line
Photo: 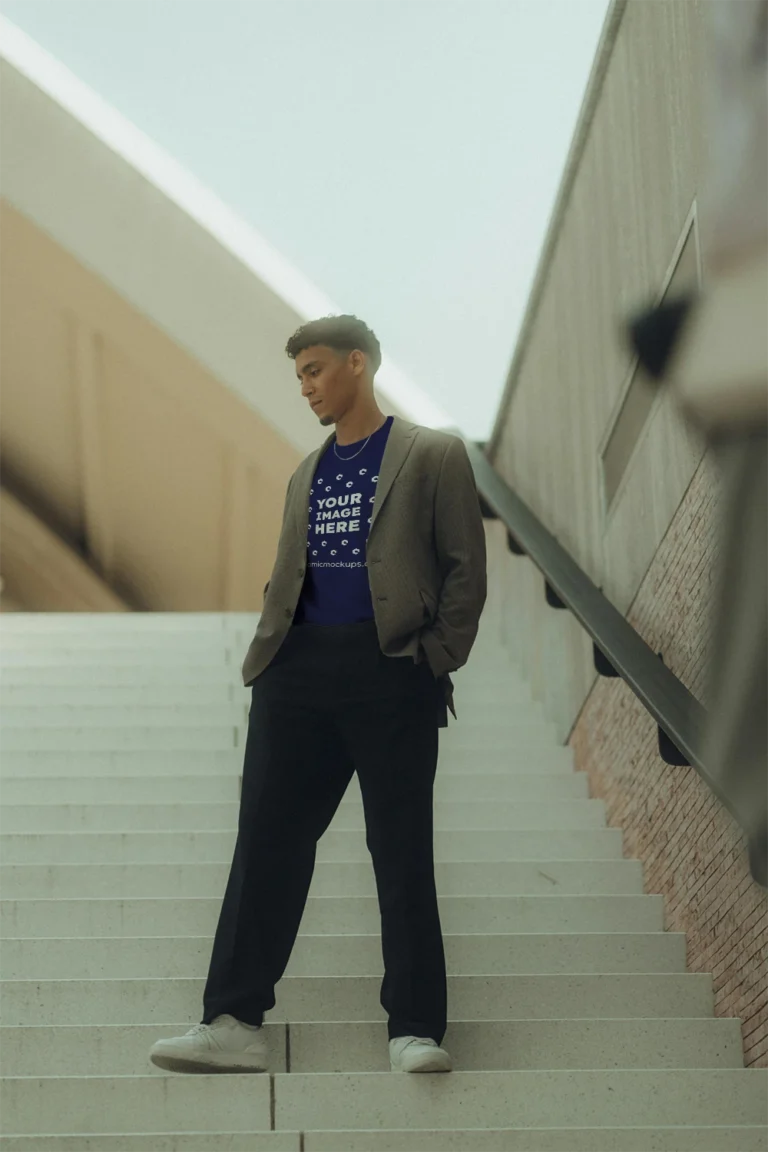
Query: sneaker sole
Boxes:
[
  {"xmin": 150, "ymin": 1050, "xmax": 268, "ymax": 1074},
  {"xmin": 391, "ymin": 1053, "xmax": 453, "ymax": 1073}
]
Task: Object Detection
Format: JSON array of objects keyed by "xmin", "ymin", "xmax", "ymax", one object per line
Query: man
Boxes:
[{"xmin": 150, "ymin": 315, "xmax": 487, "ymax": 1074}]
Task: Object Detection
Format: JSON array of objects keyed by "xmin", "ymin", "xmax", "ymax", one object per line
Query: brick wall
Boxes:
[{"xmin": 570, "ymin": 452, "xmax": 768, "ymax": 1067}]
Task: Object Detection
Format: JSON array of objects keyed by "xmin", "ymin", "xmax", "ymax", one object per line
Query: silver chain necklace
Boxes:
[{"xmin": 333, "ymin": 419, "xmax": 386, "ymax": 462}]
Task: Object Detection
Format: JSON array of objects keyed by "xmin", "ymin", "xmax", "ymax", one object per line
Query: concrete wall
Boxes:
[
  {"xmin": 487, "ymin": 0, "xmax": 766, "ymax": 1064},
  {"xmin": 489, "ymin": 0, "xmax": 709, "ymax": 742}
]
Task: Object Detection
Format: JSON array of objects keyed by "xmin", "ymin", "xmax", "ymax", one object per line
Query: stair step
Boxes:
[
  {"xmin": 0, "ymin": 894, "xmax": 662, "ymax": 938},
  {"xmin": 277, "ymin": 1069, "xmax": 767, "ymax": 1130},
  {"xmin": 301, "ymin": 1127, "xmax": 768, "ymax": 1151},
  {"xmin": 1, "ymin": 828, "xmax": 623, "ymax": 865},
  {"xmin": 440, "ymin": 726, "xmax": 555, "ymax": 749},
  {"xmin": 0, "ymin": 799, "xmax": 607, "ymax": 833},
  {"xmin": 0, "ymin": 634, "xmax": 238, "ymax": 651},
  {"xmin": 0, "ymin": 1075, "xmax": 271, "ymax": 1136},
  {"xmin": 0, "ymin": 771, "xmax": 589, "ymax": 805},
  {"xmin": 0, "ymin": 706, "xmax": 247, "ymax": 728},
  {"xmin": 0, "ymin": 1017, "xmax": 743, "ymax": 1076},
  {"xmin": 0, "ymin": 974, "xmax": 714, "ymax": 1026},
  {"xmin": 2, "ymin": 1129, "xmax": 766, "ymax": 1152},
  {"xmin": 0, "ymin": 668, "xmax": 243, "ymax": 687},
  {"xmin": 0, "ymin": 858, "xmax": 642, "ymax": 899},
  {"xmin": 0, "ymin": 746, "xmax": 574, "ymax": 776},
  {"xmin": 289, "ymin": 1017, "xmax": 744, "ymax": 1072},
  {"xmin": 0, "ymin": 685, "xmax": 241, "ymax": 707},
  {"xmin": 0, "ymin": 684, "xmax": 536, "ymax": 713},
  {"xmin": 0, "ymin": 612, "xmax": 258, "ymax": 632},
  {"xmin": 0, "ymin": 930, "xmax": 685, "ymax": 980},
  {"xmin": 1, "ymin": 727, "xmax": 240, "ymax": 752},
  {"xmin": 1, "ymin": 1022, "xmax": 289, "ymax": 1075},
  {"xmin": 0, "ymin": 650, "xmax": 235, "ymax": 667},
  {"xmin": 0, "ymin": 1137, "xmax": 299, "ymax": 1152}
]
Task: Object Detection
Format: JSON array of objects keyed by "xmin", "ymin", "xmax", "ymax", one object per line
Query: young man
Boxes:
[{"xmin": 150, "ymin": 315, "xmax": 487, "ymax": 1074}]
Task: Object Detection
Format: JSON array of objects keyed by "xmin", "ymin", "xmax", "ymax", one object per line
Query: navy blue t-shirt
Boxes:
[{"xmin": 294, "ymin": 417, "xmax": 394, "ymax": 626}]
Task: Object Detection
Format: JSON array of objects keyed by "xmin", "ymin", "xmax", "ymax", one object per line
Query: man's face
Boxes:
[{"xmin": 295, "ymin": 345, "xmax": 361, "ymax": 427}]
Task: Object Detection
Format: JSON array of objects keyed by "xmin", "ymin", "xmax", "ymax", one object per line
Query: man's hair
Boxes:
[{"xmin": 285, "ymin": 315, "xmax": 382, "ymax": 374}]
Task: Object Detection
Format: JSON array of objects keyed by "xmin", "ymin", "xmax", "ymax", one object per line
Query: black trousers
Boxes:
[{"xmin": 202, "ymin": 620, "xmax": 447, "ymax": 1043}]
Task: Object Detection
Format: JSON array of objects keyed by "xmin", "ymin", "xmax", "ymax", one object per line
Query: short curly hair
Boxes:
[{"xmin": 285, "ymin": 314, "xmax": 382, "ymax": 374}]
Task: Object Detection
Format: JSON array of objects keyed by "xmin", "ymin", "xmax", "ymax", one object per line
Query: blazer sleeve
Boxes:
[{"xmin": 420, "ymin": 437, "xmax": 487, "ymax": 675}]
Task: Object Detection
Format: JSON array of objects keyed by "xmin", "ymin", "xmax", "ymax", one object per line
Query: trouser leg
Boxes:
[
  {"xmin": 202, "ymin": 630, "xmax": 353, "ymax": 1025},
  {"xmin": 336, "ymin": 630, "xmax": 446, "ymax": 1043}
]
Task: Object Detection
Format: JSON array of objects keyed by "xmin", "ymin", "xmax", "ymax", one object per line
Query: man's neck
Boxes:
[{"xmin": 334, "ymin": 405, "xmax": 387, "ymax": 446}]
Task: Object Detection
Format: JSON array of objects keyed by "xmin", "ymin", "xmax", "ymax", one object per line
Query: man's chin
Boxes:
[{"xmin": 318, "ymin": 413, "xmax": 335, "ymax": 427}]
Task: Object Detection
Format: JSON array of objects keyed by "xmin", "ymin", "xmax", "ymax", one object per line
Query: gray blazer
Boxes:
[{"xmin": 241, "ymin": 417, "xmax": 488, "ymax": 723}]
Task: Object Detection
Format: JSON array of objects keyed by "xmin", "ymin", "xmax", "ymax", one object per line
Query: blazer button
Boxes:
[
  {"xmin": 377, "ymin": 596, "xmax": 387, "ymax": 602},
  {"xmin": 284, "ymin": 608, "xmax": 293, "ymax": 618}
]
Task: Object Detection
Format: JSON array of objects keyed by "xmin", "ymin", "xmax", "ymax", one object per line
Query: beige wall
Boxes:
[
  {"xmin": 488, "ymin": 0, "xmax": 713, "ymax": 737},
  {"xmin": 0, "ymin": 488, "xmax": 130, "ymax": 612},
  {"xmin": 0, "ymin": 202, "xmax": 301, "ymax": 612}
]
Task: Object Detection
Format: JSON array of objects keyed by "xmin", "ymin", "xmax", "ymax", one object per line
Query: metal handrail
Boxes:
[{"xmin": 465, "ymin": 440, "xmax": 746, "ymax": 831}]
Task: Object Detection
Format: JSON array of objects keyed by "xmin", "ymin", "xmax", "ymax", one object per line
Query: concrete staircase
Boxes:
[{"xmin": 0, "ymin": 611, "xmax": 765, "ymax": 1151}]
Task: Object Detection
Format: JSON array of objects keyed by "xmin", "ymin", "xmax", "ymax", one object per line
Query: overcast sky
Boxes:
[{"xmin": 0, "ymin": 0, "xmax": 608, "ymax": 438}]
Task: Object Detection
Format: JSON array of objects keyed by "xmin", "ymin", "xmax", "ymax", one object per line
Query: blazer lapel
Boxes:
[
  {"xmin": 370, "ymin": 417, "xmax": 418, "ymax": 530},
  {"xmin": 290, "ymin": 431, "xmax": 334, "ymax": 542}
]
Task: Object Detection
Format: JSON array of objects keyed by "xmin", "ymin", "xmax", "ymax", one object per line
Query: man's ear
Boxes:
[{"xmin": 349, "ymin": 349, "xmax": 366, "ymax": 377}]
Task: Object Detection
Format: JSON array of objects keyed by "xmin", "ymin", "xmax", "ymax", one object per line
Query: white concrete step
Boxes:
[
  {"xmin": 0, "ymin": 633, "xmax": 238, "ymax": 651},
  {"xmin": 0, "ymin": 612, "xmax": 259, "ymax": 632},
  {"xmin": 0, "ymin": 1074, "xmax": 272, "ymax": 1137},
  {"xmin": 0, "ymin": 930, "xmax": 686, "ymax": 980},
  {"xmin": 0, "ymin": 649, "xmax": 234, "ymax": 667},
  {"xmin": 1, "ymin": 1022, "xmax": 289, "ymax": 1076},
  {"xmin": 0, "ymin": 685, "xmax": 241, "ymax": 707},
  {"xmin": 0, "ymin": 1136, "xmax": 297, "ymax": 1152},
  {"xmin": 0, "ymin": 799, "xmax": 608, "ymax": 833},
  {"xmin": 0, "ymin": 667, "xmax": 243, "ymax": 687},
  {"xmin": 288, "ymin": 1017, "xmax": 744, "ymax": 1072},
  {"xmin": 452, "ymin": 701, "xmax": 546, "ymax": 723},
  {"xmin": 0, "ymin": 771, "xmax": 589, "ymax": 805},
  {"xmin": 9, "ymin": 1070, "xmax": 762, "ymax": 1137},
  {"xmin": 0, "ymin": 857, "xmax": 642, "ymax": 899},
  {"xmin": 1, "ymin": 1017, "xmax": 743, "ymax": 1077},
  {"xmin": 0, "ymin": 727, "xmax": 240, "ymax": 752},
  {"xmin": 2, "ymin": 1128, "xmax": 764, "ymax": 1152},
  {"xmin": 0, "ymin": 827, "xmax": 624, "ymax": 863},
  {"xmin": 0, "ymin": 746, "xmax": 576, "ymax": 776},
  {"xmin": 7, "ymin": 1064, "xmax": 768, "ymax": 1138},
  {"xmin": 0, "ymin": 894, "xmax": 664, "ymax": 937},
  {"xmin": 0, "ymin": 705, "xmax": 247, "ymax": 728},
  {"xmin": 0, "ymin": 974, "xmax": 713, "ymax": 1026},
  {"xmin": 275, "ymin": 1070, "xmax": 767, "ymax": 1131},
  {"xmin": 440, "ymin": 725, "xmax": 557, "ymax": 749},
  {"xmin": 0, "ymin": 687, "xmax": 541, "ymax": 722},
  {"xmin": 0, "ymin": 700, "xmax": 547, "ymax": 728},
  {"xmin": 302, "ymin": 1126, "xmax": 768, "ymax": 1151}
]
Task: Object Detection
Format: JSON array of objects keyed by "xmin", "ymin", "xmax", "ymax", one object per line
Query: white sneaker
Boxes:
[
  {"xmin": 149, "ymin": 1015, "xmax": 268, "ymax": 1073},
  {"xmin": 389, "ymin": 1036, "xmax": 452, "ymax": 1073}
]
